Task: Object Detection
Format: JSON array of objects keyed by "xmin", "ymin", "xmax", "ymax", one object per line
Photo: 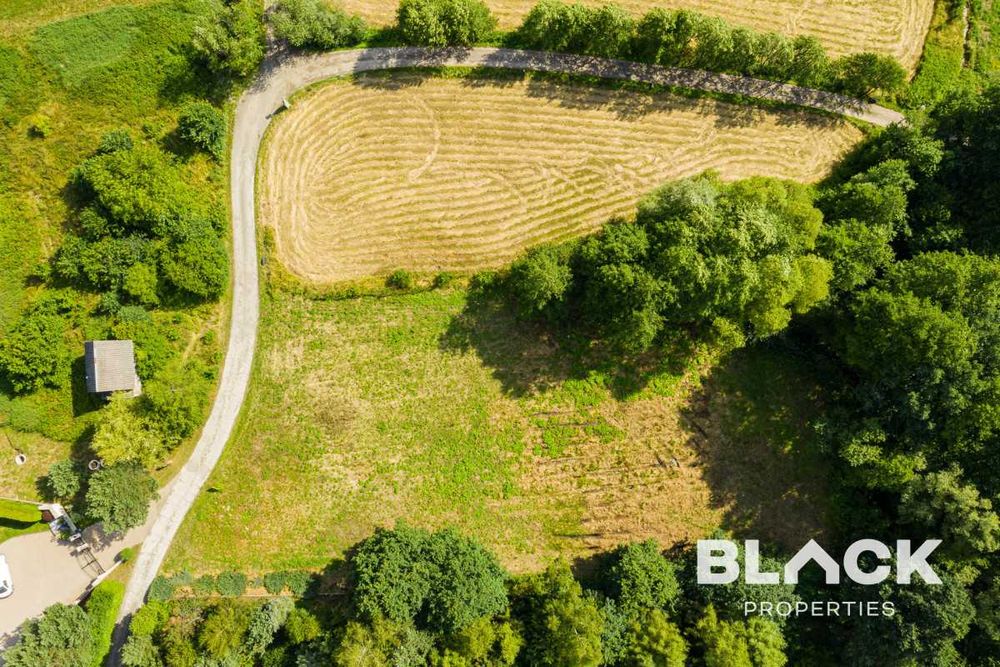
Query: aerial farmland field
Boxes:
[
  {"xmin": 261, "ymin": 72, "xmax": 862, "ymax": 284},
  {"xmin": 4, "ymin": 0, "xmax": 1000, "ymax": 663},
  {"xmin": 342, "ymin": 0, "xmax": 935, "ymax": 69}
]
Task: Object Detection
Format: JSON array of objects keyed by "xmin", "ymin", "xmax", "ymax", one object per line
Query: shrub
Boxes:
[
  {"xmin": 148, "ymin": 575, "xmax": 176, "ymax": 601},
  {"xmin": 397, "ymin": 0, "xmax": 496, "ymax": 46},
  {"xmin": 284, "ymin": 570, "xmax": 313, "ymax": 596},
  {"xmin": 0, "ymin": 312, "xmax": 69, "ymax": 393},
  {"xmin": 432, "ymin": 271, "xmax": 455, "ymax": 289},
  {"xmin": 386, "ymin": 268, "xmax": 414, "ymax": 290},
  {"xmin": 130, "ymin": 601, "xmax": 169, "ymax": 638},
  {"xmin": 97, "ymin": 129, "xmax": 134, "ymax": 154},
  {"xmin": 216, "ymin": 570, "xmax": 248, "ymax": 597},
  {"xmin": 193, "ymin": 574, "xmax": 217, "ymax": 596},
  {"xmin": 117, "ymin": 546, "xmax": 136, "ymax": 564},
  {"xmin": 46, "ymin": 459, "xmax": 82, "ymax": 500},
  {"xmin": 271, "ymin": 0, "xmax": 367, "ymax": 50},
  {"xmin": 85, "ymin": 580, "xmax": 125, "ymax": 667},
  {"xmin": 26, "ymin": 112, "xmax": 51, "ymax": 138},
  {"xmin": 263, "ymin": 571, "xmax": 288, "ymax": 595},
  {"xmin": 178, "ymin": 102, "xmax": 225, "ymax": 159},
  {"xmin": 170, "ymin": 571, "xmax": 194, "ymax": 588}
]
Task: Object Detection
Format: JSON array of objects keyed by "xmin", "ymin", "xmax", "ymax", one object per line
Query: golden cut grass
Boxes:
[{"xmin": 260, "ymin": 73, "xmax": 863, "ymax": 284}]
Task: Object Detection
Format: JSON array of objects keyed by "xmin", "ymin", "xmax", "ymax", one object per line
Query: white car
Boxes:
[{"xmin": 0, "ymin": 555, "xmax": 12, "ymax": 599}]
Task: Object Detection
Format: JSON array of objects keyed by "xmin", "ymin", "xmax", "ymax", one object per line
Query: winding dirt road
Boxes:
[{"xmin": 109, "ymin": 46, "xmax": 902, "ymax": 661}]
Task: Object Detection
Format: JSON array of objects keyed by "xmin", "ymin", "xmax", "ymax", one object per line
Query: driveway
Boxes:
[
  {"xmin": 0, "ymin": 492, "xmax": 162, "ymax": 640},
  {"xmin": 100, "ymin": 46, "xmax": 903, "ymax": 662}
]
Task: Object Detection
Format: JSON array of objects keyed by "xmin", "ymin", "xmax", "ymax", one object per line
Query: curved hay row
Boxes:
[
  {"xmin": 261, "ymin": 74, "xmax": 862, "ymax": 284},
  {"xmin": 339, "ymin": 0, "xmax": 934, "ymax": 71}
]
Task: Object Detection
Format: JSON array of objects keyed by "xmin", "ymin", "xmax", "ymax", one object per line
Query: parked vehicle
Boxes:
[{"xmin": 0, "ymin": 555, "xmax": 11, "ymax": 599}]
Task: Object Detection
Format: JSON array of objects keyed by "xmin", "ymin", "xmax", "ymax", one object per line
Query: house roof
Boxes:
[{"xmin": 84, "ymin": 340, "xmax": 140, "ymax": 394}]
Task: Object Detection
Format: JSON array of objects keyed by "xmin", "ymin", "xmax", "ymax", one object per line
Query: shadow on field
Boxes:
[
  {"xmin": 438, "ymin": 288, "xmax": 695, "ymax": 400},
  {"xmin": 679, "ymin": 344, "xmax": 831, "ymax": 551}
]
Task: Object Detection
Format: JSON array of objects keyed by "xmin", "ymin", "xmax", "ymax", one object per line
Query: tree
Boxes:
[
  {"xmin": 178, "ymin": 102, "xmax": 226, "ymax": 159},
  {"xmin": 85, "ymin": 463, "xmax": 158, "ymax": 533},
  {"xmin": 512, "ymin": 560, "xmax": 604, "ymax": 667},
  {"xmin": 91, "ymin": 392, "xmax": 164, "ymax": 468},
  {"xmin": 159, "ymin": 216, "xmax": 229, "ymax": 299},
  {"xmin": 334, "ymin": 616, "xmax": 433, "ymax": 667},
  {"xmin": 352, "ymin": 524, "xmax": 509, "ymax": 633},
  {"xmin": 605, "ymin": 540, "xmax": 680, "ymax": 616},
  {"xmin": 397, "ymin": 0, "xmax": 496, "ymax": 46},
  {"xmin": 2, "ymin": 603, "xmax": 95, "ymax": 667},
  {"xmin": 46, "ymin": 459, "xmax": 82, "ymax": 500},
  {"xmin": 900, "ymin": 466, "xmax": 1000, "ymax": 561},
  {"xmin": 788, "ymin": 35, "xmax": 829, "ymax": 86},
  {"xmin": 624, "ymin": 609, "xmax": 686, "ymax": 666},
  {"xmin": 142, "ymin": 361, "xmax": 211, "ymax": 447},
  {"xmin": 836, "ymin": 253, "xmax": 1000, "ymax": 473},
  {"xmin": 247, "ymin": 597, "xmax": 294, "ymax": 654},
  {"xmin": 271, "ymin": 0, "xmax": 367, "ymax": 50},
  {"xmin": 192, "ymin": 0, "xmax": 266, "ymax": 78},
  {"xmin": 438, "ymin": 616, "xmax": 522, "ymax": 665},
  {"xmin": 816, "ymin": 218, "xmax": 894, "ymax": 293},
  {"xmin": 72, "ymin": 145, "xmax": 196, "ymax": 234},
  {"xmin": 197, "ymin": 601, "xmax": 252, "ymax": 660},
  {"xmin": 505, "ymin": 243, "xmax": 573, "ymax": 318},
  {"xmin": 0, "ymin": 312, "xmax": 69, "ymax": 393},
  {"xmin": 285, "ymin": 607, "xmax": 322, "ymax": 644},
  {"xmin": 583, "ymin": 4, "xmax": 634, "ymax": 58},
  {"xmin": 121, "ymin": 634, "xmax": 163, "ymax": 667},
  {"xmin": 834, "ymin": 52, "xmax": 907, "ymax": 98},
  {"xmin": 696, "ymin": 606, "xmax": 787, "ymax": 667}
]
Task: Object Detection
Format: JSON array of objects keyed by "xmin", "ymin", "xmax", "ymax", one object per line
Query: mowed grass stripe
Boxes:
[
  {"xmin": 335, "ymin": 0, "xmax": 933, "ymax": 69},
  {"xmin": 261, "ymin": 74, "xmax": 862, "ymax": 284}
]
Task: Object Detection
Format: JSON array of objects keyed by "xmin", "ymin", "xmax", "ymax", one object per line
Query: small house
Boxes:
[{"xmin": 83, "ymin": 340, "xmax": 142, "ymax": 398}]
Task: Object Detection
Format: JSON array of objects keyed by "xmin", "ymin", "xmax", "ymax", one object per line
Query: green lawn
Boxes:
[
  {"xmin": 0, "ymin": 0, "xmax": 226, "ymax": 503},
  {"xmin": 0, "ymin": 497, "xmax": 45, "ymax": 545},
  {"xmin": 165, "ymin": 283, "xmax": 832, "ymax": 575}
]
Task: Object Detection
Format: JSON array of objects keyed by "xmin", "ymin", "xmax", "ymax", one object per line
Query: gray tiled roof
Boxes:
[{"xmin": 84, "ymin": 340, "xmax": 139, "ymax": 394}]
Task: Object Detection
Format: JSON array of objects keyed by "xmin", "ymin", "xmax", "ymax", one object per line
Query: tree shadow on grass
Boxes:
[
  {"xmin": 679, "ymin": 342, "xmax": 833, "ymax": 553},
  {"xmin": 438, "ymin": 288, "xmax": 697, "ymax": 400}
]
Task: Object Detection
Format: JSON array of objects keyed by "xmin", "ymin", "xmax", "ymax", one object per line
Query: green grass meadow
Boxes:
[{"xmin": 165, "ymin": 282, "xmax": 832, "ymax": 575}]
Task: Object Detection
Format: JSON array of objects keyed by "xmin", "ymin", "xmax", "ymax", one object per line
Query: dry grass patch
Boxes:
[
  {"xmin": 260, "ymin": 72, "xmax": 862, "ymax": 284},
  {"xmin": 342, "ymin": 0, "xmax": 933, "ymax": 68}
]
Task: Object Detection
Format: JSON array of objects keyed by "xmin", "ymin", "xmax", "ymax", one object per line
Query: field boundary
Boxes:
[{"xmin": 111, "ymin": 45, "xmax": 903, "ymax": 664}]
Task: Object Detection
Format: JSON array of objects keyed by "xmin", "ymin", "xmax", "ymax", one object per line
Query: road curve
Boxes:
[{"xmin": 111, "ymin": 45, "xmax": 902, "ymax": 658}]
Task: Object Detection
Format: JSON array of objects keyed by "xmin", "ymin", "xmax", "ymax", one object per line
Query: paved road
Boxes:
[{"xmin": 106, "ymin": 46, "xmax": 902, "ymax": 662}]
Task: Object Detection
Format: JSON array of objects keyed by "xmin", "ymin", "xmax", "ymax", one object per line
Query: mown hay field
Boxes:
[
  {"xmin": 342, "ymin": 0, "xmax": 934, "ymax": 69},
  {"xmin": 165, "ymin": 287, "xmax": 831, "ymax": 574},
  {"xmin": 261, "ymin": 72, "xmax": 863, "ymax": 284}
]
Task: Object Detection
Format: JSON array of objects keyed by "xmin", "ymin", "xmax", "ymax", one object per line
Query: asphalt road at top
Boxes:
[{"xmin": 109, "ymin": 46, "xmax": 903, "ymax": 663}]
